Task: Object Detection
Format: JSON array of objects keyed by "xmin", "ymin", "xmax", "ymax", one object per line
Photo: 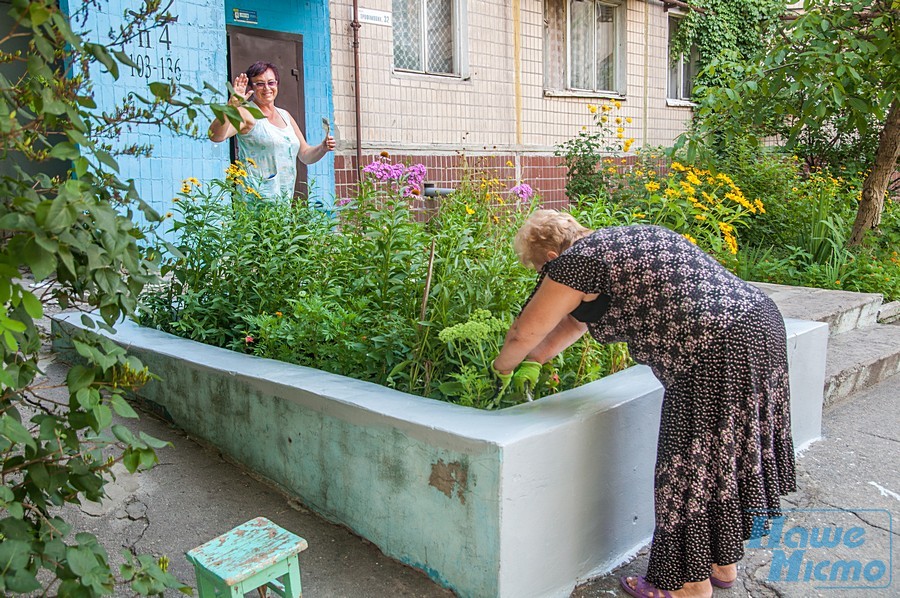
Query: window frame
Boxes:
[
  {"xmin": 564, "ymin": 0, "xmax": 626, "ymax": 95},
  {"xmin": 666, "ymin": 12, "xmax": 699, "ymax": 105},
  {"xmin": 392, "ymin": 0, "xmax": 468, "ymax": 79}
]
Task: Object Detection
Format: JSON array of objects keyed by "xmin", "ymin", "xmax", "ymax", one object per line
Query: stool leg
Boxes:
[
  {"xmin": 193, "ymin": 567, "xmax": 218, "ymax": 598},
  {"xmin": 280, "ymin": 555, "xmax": 303, "ymax": 598}
]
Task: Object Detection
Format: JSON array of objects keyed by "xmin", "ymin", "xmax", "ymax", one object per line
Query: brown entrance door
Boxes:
[{"xmin": 226, "ymin": 25, "xmax": 307, "ymax": 198}]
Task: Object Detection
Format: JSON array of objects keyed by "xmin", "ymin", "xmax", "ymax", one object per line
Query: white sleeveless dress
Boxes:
[{"xmin": 236, "ymin": 106, "xmax": 301, "ymax": 201}]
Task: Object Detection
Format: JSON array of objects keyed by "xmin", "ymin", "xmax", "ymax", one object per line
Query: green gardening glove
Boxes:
[
  {"xmin": 512, "ymin": 360, "xmax": 542, "ymax": 401},
  {"xmin": 490, "ymin": 361, "xmax": 514, "ymax": 398}
]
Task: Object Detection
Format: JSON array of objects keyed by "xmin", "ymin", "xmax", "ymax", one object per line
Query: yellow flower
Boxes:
[
  {"xmin": 607, "ymin": 167, "xmax": 617, "ymax": 174},
  {"xmin": 165, "ymin": 212, "xmax": 173, "ymax": 219},
  {"xmin": 465, "ymin": 204, "xmax": 475, "ymax": 215},
  {"xmin": 694, "ymin": 214, "xmax": 707, "ymax": 221},
  {"xmin": 602, "ymin": 104, "xmax": 612, "ymax": 112},
  {"xmin": 616, "ymin": 127, "xmax": 624, "ymax": 133},
  {"xmin": 617, "ymin": 133, "xmax": 624, "ymax": 139},
  {"xmin": 724, "ymin": 234, "xmax": 738, "ymax": 254},
  {"xmin": 687, "ymin": 172, "xmax": 702, "ymax": 186},
  {"xmin": 683, "ymin": 234, "xmax": 697, "ymax": 245},
  {"xmin": 181, "ymin": 185, "xmax": 191, "ymax": 194},
  {"xmin": 671, "ymin": 161, "xmax": 686, "ymax": 171},
  {"xmin": 600, "ymin": 115, "xmax": 608, "ymax": 123},
  {"xmin": 626, "ymin": 117, "xmax": 633, "ymax": 123},
  {"xmin": 613, "ymin": 99, "xmax": 622, "ymax": 109},
  {"xmin": 644, "ymin": 181, "xmax": 660, "ymax": 192},
  {"xmin": 588, "ymin": 104, "xmax": 598, "ymax": 114},
  {"xmin": 506, "ymin": 160, "xmax": 514, "ymax": 167},
  {"xmin": 754, "ymin": 199, "xmax": 765, "ymax": 213},
  {"xmin": 276, "ymin": 311, "xmax": 283, "ymax": 317},
  {"xmin": 615, "ymin": 117, "xmax": 623, "ymax": 124},
  {"xmin": 246, "ymin": 157, "xmax": 257, "ymax": 167},
  {"xmin": 633, "ymin": 212, "xmax": 646, "ymax": 219}
]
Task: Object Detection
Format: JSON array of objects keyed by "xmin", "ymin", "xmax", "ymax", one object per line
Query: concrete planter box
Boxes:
[{"xmin": 52, "ymin": 314, "xmax": 827, "ymax": 598}]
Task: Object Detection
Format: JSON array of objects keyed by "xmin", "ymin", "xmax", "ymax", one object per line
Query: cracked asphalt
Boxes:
[{"xmin": 30, "ymin": 298, "xmax": 900, "ymax": 597}]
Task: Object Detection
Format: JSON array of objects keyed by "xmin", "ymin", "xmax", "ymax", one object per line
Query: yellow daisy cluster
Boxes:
[
  {"xmin": 669, "ymin": 163, "xmax": 764, "ymax": 216},
  {"xmin": 225, "ymin": 161, "xmax": 262, "ymax": 199},
  {"xmin": 181, "ymin": 177, "xmax": 201, "ymax": 194},
  {"xmin": 718, "ymin": 221, "xmax": 738, "ymax": 254}
]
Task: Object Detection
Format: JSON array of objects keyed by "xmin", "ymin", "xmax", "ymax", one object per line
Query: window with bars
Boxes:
[
  {"xmin": 393, "ymin": 0, "xmax": 458, "ymax": 75},
  {"xmin": 544, "ymin": 0, "xmax": 624, "ymax": 94},
  {"xmin": 667, "ymin": 15, "xmax": 699, "ymax": 101}
]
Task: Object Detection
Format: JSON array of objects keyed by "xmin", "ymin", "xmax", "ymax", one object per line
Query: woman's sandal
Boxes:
[
  {"xmin": 619, "ymin": 575, "xmax": 674, "ymax": 598},
  {"xmin": 710, "ymin": 575, "xmax": 735, "ymax": 589}
]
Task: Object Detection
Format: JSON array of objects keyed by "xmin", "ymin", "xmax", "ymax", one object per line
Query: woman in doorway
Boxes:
[{"xmin": 208, "ymin": 61, "xmax": 335, "ymax": 200}]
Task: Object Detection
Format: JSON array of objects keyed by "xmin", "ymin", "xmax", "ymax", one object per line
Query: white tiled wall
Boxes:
[{"xmin": 330, "ymin": 0, "xmax": 694, "ymax": 155}]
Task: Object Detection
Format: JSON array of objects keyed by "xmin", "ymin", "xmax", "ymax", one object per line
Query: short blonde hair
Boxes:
[{"xmin": 514, "ymin": 209, "xmax": 592, "ymax": 270}]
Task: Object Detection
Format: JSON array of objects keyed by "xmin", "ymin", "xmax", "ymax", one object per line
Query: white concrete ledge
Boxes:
[{"xmin": 51, "ymin": 314, "xmax": 827, "ymax": 598}]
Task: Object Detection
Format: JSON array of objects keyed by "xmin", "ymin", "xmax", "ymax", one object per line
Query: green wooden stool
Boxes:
[{"xmin": 186, "ymin": 517, "xmax": 308, "ymax": 597}]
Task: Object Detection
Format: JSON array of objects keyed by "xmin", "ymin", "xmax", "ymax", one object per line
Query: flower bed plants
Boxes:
[{"xmin": 139, "ymin": 160, "xmax": 631, "ymax": 408}]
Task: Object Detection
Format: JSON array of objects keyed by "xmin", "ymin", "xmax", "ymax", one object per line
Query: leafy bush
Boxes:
[
  {"xmin": 140, "ymin": 161, "xmax": 632, "ymax": 408},
  {"xmin": 1, "ymin": 1, "xmax": 198, "ymax": 595},
  {"xmin": 556, "ymin": 101, "xmax": 636, "ymax": 201}
]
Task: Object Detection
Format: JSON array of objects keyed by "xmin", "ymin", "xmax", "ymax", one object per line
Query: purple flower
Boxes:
[
  {"xmin": 363, "ymin": 159, "xmax": 428, "ymax": 196},
  {"xmin": 510, "ymin": 183, "xmax": 534, "ymax": 201},
  {"xmin": 336, "ymin": 197, "xmax": 353, "ymax": 207}
]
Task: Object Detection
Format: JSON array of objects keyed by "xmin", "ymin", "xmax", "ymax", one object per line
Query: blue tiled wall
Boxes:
[
  {"xmin": 224, "ymin": 0, "xmax": 335, "ymax": 206},
  {"xmin": 61, "ymin": 0, "xmax": 335, "ymax": 240},
  {"xmin": 61, "ymin": 0, "xmax": 230, "ymax": 240}
]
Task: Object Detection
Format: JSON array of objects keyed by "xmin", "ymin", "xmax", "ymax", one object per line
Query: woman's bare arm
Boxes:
[{"xmin": 493, "ymin": 278, "xmax": 586, "ymax": 373}]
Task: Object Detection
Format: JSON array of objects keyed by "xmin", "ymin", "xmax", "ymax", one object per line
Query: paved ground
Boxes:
[{"xmin": 31, "ymin": 307, "xmax": 900, "ymax": 597}]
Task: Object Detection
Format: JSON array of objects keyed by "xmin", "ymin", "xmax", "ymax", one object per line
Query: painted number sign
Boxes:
[{"xmin": 126, "ymin": 23, "xmax": 182, "ymax": 81}]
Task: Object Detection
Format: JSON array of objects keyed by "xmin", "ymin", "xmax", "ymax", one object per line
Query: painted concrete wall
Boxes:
[
  {"xmin": 61, "ymin": 0, "xmax": 229, "ymax": 237},
  {"xmin": 224, "ymin": 0, "xmax": 336, "ymax": 205},
  {"xmin": 53, "ymin": 313, "xmax": 827, "ymax": 598}
]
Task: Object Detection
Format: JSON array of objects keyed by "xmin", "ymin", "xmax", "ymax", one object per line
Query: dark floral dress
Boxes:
[{"xmin": 541, "ymin": 225, "xmax": 796, "ymax": 590}]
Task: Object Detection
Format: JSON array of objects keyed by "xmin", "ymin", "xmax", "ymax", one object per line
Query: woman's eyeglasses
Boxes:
[{"xmin": 251, "ymin": 80, "xmax": 278, "ymax": 89}]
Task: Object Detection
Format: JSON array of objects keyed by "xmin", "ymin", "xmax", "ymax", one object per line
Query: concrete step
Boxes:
[
  {"xmin": 879, "ymin": 300, "xmax": 900, "ymax": 323},
  {"xmin": 755, "ymin": 282, "xmax": 883, "ymax": 336},
  {"xmin": 823, "ymin": 323, "xmax": 900, "ymax": 407}
]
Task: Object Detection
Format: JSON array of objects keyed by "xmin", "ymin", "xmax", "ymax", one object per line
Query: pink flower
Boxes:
[
  {"xmin": 510, "ymin": 183, "xmax": 534, "ymax": 201},
  {"xmin": 245, "ymin": 336, "xmax": 254, "ymax": 343}
]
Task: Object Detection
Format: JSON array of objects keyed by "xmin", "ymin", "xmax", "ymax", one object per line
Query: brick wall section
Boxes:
[
  {"xmin": 329, "ymin": 0, "xmax": 692, "ymax": 202},
  {"xmin": 335, "ymin": 154, "xmax": 570, "ymax": 206}
]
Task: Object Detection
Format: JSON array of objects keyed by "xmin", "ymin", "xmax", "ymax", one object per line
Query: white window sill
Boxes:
[
  {"xmin": 666, "ymin": 98, "xmax": 697, "ymax": 108},
  {"xmin": 544, "ymin": 89, "xmax": 626, "ymax": 101},
  {"xmin": 392, "ymin": 69, "xmax": 468, "ymax": 83}
]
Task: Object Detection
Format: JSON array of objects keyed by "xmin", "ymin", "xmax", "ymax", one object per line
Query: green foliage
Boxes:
[
  {"xmin": 140, "ymin": 163, "xmax": 633, "ymax": 408},
  {"xmin": 555, "ymin": 100, "xmax": 636, "ymax": 201},
  {"xmin": 669, "ymin": 0, "xmax": 786, "ymax": 88},
  {"xmin": 680, "ymin": 0, "xmax": 899, "ymax": 225},
  {"xmin": 1, "ymin": 1, "xmax": 201, "ymax": 594}
]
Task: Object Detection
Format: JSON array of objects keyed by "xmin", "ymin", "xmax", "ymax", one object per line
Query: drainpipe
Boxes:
[{"xmin": 351, "ymin": 0, "xmax": 364, "ymax": 183}]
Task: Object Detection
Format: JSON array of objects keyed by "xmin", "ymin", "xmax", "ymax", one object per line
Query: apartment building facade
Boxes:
[{"xmin": 39, "ymin": 0, "xmax": 698, "ymax": 218}]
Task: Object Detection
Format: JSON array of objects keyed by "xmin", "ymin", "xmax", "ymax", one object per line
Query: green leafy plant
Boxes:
[
  {"xmin": 555, "ymin": 100, "xmax": 636, "ymax": 202},
  {"xmin": 0, "ymin": 1, "xmax": 212, "ymax": 594},
  {"xmin": 141, "ymin": 160, "xmax": 634, "ymax": 406}
]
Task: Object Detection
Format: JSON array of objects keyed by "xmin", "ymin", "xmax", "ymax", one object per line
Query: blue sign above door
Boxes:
[{"xmin": 233, "ymin": 8, "xmax": 258, "ymax": 24}]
